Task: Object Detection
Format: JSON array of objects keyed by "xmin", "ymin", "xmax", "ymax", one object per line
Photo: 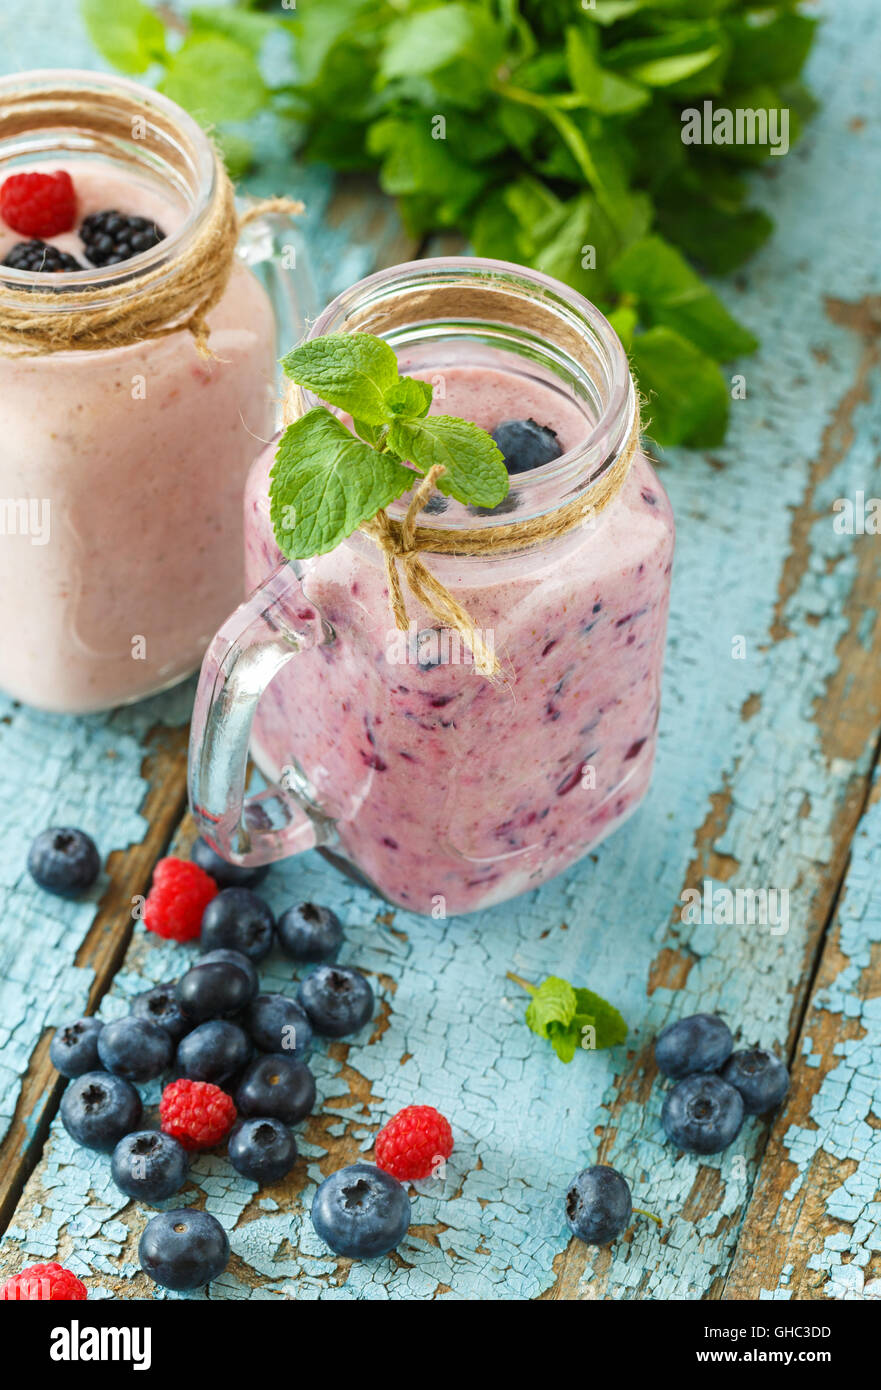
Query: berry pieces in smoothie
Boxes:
[
  {"xmin": 80, "ymin": 209, "xmax": 166, "ymax": 266},
  {"xmin": 0, "ymin": 170, "xmax": 76, "ymax": 238},
  {"xmin": 3, "ymin": 240, "xmax": 82, "ymax": 273},
  {"xmin": 491, "ymin": 418, "xmax": 562, "ymax": 474},
  {"xmin": 27, "ymin": 826, "xmax": 100, "ymax": 897}
]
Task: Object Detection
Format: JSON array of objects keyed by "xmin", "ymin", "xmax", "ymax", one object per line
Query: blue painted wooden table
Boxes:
[{"xmin": 1, "ymin": 0, "xmax": 880, "ymax": 1301}]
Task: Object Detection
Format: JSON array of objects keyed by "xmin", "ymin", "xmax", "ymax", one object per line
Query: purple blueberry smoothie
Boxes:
[{"xmin": 241, "ymin": 338, "xmax": 674, "ymax": 916}]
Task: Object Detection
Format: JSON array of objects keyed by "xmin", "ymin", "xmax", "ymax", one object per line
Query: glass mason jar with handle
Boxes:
[
  {"xmin": 0, "ymin": 69, "xmax": 313, "ymax": 713},
  {"xmin": 189, "ymin": 258, "xmax": 675, "ymax": 918}
]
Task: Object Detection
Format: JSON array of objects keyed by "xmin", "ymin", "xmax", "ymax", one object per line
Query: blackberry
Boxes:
[
  {"xmin": 3, "ymin": 240, "xmax": 82, "ymax": 273},
  {"xmin": 80, "ymin": 210, "xmax": 166, "ymax": 267}
]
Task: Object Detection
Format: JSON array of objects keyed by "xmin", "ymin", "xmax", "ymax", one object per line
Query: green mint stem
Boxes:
[
  {"xmin": 506, "ymin": 971, "xmax": 537, "ymax": 997},
  {"xmin": 633, "ymin": 1208, "xmax": 663, "ymax": 1228}
]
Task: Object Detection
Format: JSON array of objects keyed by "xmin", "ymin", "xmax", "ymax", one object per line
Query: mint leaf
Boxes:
[
  {"xmin": 81, "ymin": 0, "xmax": 166, "ymax": 74},
  {"xmin": 159, "ymin": 36, "xmax": 266, "ymax": 124},
  {"xmin": 384, "ymin": 376, "xmax": 433, "ymax": 419},
  {"xmin": 282, "ymin": 333, "xmax": 401, "ymax": 426},
  {"xmin": 512, "ymin": 973, "xmax": 628, "ymax": 1064},
  {"xmin": 387, "ymin": 416, "xmax": 509, "ymax": 509},
  {"xmin": 565, "ymin": 26, "xmax": 649, "ymax": 115},
  {"xmin": 629, "ymin": 326, "xmax": 729, "ymax": 448},
  {"xmin": 269, "ymin": 408, "xmax": 414, "ymax": 560},
  {"xmin": 610, "ymin": 235, "xmax": 758, "ymax": 361}
]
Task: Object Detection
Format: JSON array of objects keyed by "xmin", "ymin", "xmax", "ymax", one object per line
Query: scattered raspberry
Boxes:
[
  {"xmin": 375, "ymin": 1104, "xmax": 453, "ymax": 1182},
  {"xmin": 1, "ymin": 1262, "xmax": 87, "ymax": 1300},
  {"xmin": 0, "ymin": 170, "xmax": 77, "ymax": 238},
  {"xmin": 144, "ymin": 856, "xmax": 218, "ymax": 943},
  {"xmin": 160, "ymin": 1078, "xmax": 236, "ymax": 1151}
]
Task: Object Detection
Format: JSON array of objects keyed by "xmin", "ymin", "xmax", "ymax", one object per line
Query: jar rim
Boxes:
[
  {"xmin": 304, "ymin": 256, "xmax": 637, "ymax": 529},
  {"xmin": 0, "ymin": 68, "xmax": 216, "ymax": 301}
]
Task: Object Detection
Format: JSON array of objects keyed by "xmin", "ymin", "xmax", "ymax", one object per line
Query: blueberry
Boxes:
[
  {"xmin": 228, "ymin": 1118, "xmax": 298, "ymax": 1184},
  {"xmin": 199, "ymin": 888, "xmax": 275, "ymax": 962},
  {"xmin": 138, "ymin": 1208, "xmax": 229, "ymax": 1291},
  {"xmin": 311, "ymin": 1163, "xmax": 410, "ymax": 1259},
  {"xmin": 97, "ymin": 1016, "xmax": 172, "ymax": 1083},
  {"xmin": 176, "ymin": 958, "xmax": 256, "ymax": 1022},
  {"xmin": 200, "ymin": 948, "xmax": 259, "ymax": 996},
  {"xmin": 654, "ymin": 1013, "xmax": 733, "ymax": 1080},
  {"xmin": 490, "ymin": 418, "xmax": 561, "ymax": 475},
  {"xmin": 27, "ymin": 826, "xmax": 100, "ymax": 897},
  {"xmin": 244, "ymin": 993, "xmax": 312, "ymax": 1057},
  {"xmin": 176, "ymin": 1020, "xmax": 251, "ymax": 1084},
  {"xmin": 565, "ymin": 1165, "xmax": 632, "ymax": 1246},
  {"xmin": 297, "ymin": 965, "xmax": 374, "ymax": 1039},
  {"xmin": 190, "ymin": 836, "xmax": 269, "ymax": 891},
  {"xmin": 111, "ymin": 1130, "xmax": 189, "ymax": 1203},
  {"xmin": 662, "ymin": 1074, "xmax": 744, "ymax": 1154},
  {"xmin": 131, "ymin": 984, "xmax": 191, "ymax": 1044},
  {"xmin": 277, "ymin": 902, "xmax": 343, "ymax": 964},
  {"xmin": 235, "ymin": 1054, "xmax": 316, "ymax": 1125},
  {"xmin": 60, "ymin": 1071, "xmax": 142, "ymax": 1152},
  {"xmin": 49, "ymin": 1017, "xmax": 103, "ymax": 1077},
  {"xmin": 721, "ymin": 1049, "xmax": 789, "ymax": 1115}
]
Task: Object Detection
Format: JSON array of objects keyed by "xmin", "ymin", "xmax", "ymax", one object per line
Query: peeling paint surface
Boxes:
[{"xmin": 1, "ymin": 0, "xmax": 881, "ymax": 1299}]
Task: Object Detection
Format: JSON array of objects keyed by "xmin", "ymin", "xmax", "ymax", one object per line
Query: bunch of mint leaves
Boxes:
[
  {"xmin": 271, "ymin": 332, "xmax": 508, "ymax": 558},
  {"xmin": 508, "ymin": 972, "xmax": 628, "ymax": 1064},
  {"xmin": 82, "ymin": 0, "xmax": 817, "ymax": 449}
]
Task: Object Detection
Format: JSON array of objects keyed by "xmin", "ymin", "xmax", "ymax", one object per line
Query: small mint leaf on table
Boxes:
[
  {"xmin": 281, "ymin": 332, "xmax": 401, "ymax": 426},
  {"xmin": 270, "ymin": 408, "xmax": 414, "ymax": 560},
  {"xmin": 387, "ymin": 415, "xmax": 509, "ymax": 509},
  {"xmin": 508, "ymin": 972, "xmax": 628, "ymax": 1063}
]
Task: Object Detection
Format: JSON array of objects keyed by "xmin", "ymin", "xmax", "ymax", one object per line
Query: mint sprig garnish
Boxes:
[
  {"xmin": 508, "ymin": 972, "xmax": 628, "ymax": 1064},
  {"xmin": 270, "ymin": 332, "xmax": 509, "ymax": 560}
]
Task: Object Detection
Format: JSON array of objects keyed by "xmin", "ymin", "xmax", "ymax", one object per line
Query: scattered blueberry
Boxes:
[
  {"xmin": 49, "ymin": 1017, "xmax": 103, "ymax": 1078},
  {"xmin": 298, "ymin": 965, "xmax": 374, "ymax": 1039},
  {"xmin": 131, "ymin": 984, "xmax": 191, "ymax": 1044},
  {"xmin": 277, "ymin": 902, "xmax": 343, "ymax": 964},
  {"xmin": 721, "ymin": 1049, "xmax": 789, "ymax": 1115},
  {"xmin": 27, "ymin": 826, "xmax": 100, "ymax": 897},
  {"xmin": 60, "ymin": 1071, "xmax": 142, "ymax": 1152},
  {"xmin": 199, "ymin": 888, "xmax": 275, "ymax": 962},
  {"xmin": 235, "ymin": 1054, "xmax": 316, "ymax": 1125},
  {"xmin": 176, "ymin": 957, "xmax": 256, "ymax": 1022},
  {"xmin": 138, "ymin": 1208, "xmax": 229, "ymax": 1291},
  {"xmin": 190, "ymin": 836, "xmax": 269, "ymax": 891},
  {"xmin": 661, "ymin": 1073, "xmax": 744, "ymax": 1154},
  {"xmin": 565, "ymin": 1165, "xmax": 633, "ymax": 1246},
  {"xmin": 228, "ymin": 1118, "xmax": 298, "ymax": 1184},
  {"xmin": 244, "ymin": 993, "xmax": 312, "ymax": 1057},
  {"xmin": 200, "ymin": 948, "xmax": 259, "ymax": 996},
  {"xmin": 654, "ymin": 1013, "xmax": 733, "ymax": 1080},
  {"xmin": 111, "ymin": 1130, "xmax": 189, "ymax": 1203},
  {"xmin": 176, "ymin": 1020, "xmax": 251, "ymax": 1085},
  {"xmin": 311, "ymin": 1163, "xmax": 410, "ymax": 1259},
  {"xmin": 97, "ymin": 1016, "xmax": 172, "ymax": 1083},
  {"xmin": 490, "ymin": 418, "xmax": 561, "ymax": 474}
]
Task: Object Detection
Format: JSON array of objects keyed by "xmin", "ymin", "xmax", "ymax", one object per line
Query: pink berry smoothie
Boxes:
[
  {"xmin": 0, "ymin": 161, "xmax": 277, "ymax": 713},
  {"xmin": 242, "ymin": 347, "xmax": 674, "ymax": 917}
]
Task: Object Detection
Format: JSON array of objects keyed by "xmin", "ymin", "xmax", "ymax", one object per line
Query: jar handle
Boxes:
[
  {"xmin": 188, "ymin": 563, "xmax": 334, "ymax": 867},
  {"xmin": 235, "ymin": 201, "xmax": 320, "ymax": 355}
]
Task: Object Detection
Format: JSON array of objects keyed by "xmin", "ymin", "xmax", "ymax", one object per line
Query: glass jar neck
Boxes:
[
  {"xmin": 0, "ymin": 69, "xmax": 216, "ymax": 310},
  {"xmin": 305, "ymin": 257, "xmax": 636, "ymax": 530}
]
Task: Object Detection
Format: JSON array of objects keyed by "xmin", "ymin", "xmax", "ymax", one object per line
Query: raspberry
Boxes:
[
  {"xmin": 1, "ymin": 1262, "xmax": 87, "ymax": 1300},
  {"xmin": 160, "ymin": 1078, "xmax": 236, "ymax": 1151},
  {"xmin": 0, "ymin": 170, "xmax": 77, "ymax": 238},
  {"xmin": 143, "ymin": 856, "xmax": 218, "ymax": 943},
  {"xmin": 375, "ymin": 1104, "xmax": 453, "ymax": 1182}
]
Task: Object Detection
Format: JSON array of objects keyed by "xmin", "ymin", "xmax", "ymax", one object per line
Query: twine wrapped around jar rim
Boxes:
[
  {"xmin": 0, "ymin": 83, "xmax": 303, "ymax": 358},
  {"xmin": 361, "ymin": 407, "xmax": 640, "ymax": 676}
]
